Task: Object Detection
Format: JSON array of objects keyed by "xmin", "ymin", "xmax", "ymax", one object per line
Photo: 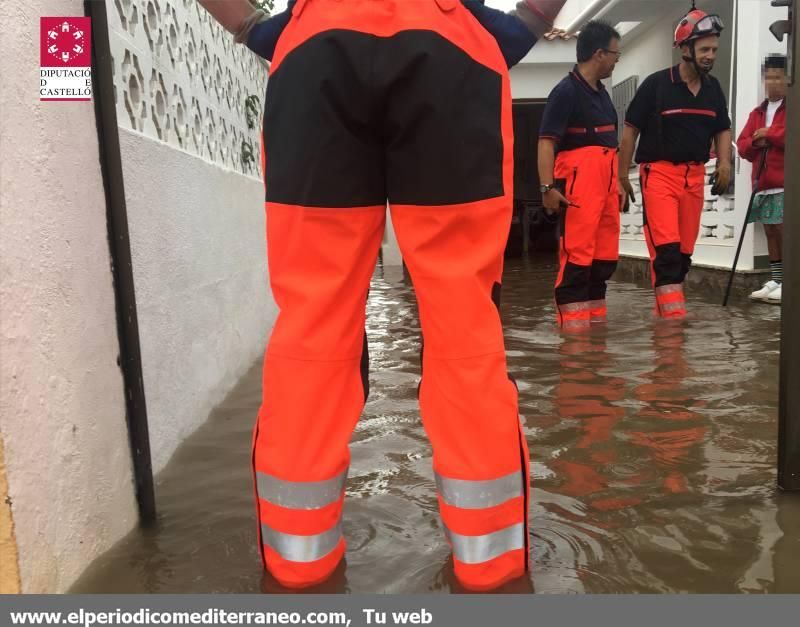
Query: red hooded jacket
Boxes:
[{"xmin": 736, "ymin": 99, "xmax": 786, "ymax": 191}]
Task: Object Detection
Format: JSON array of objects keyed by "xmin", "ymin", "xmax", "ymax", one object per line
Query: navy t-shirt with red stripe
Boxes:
[
  {"xmin": 540, "ymin": 67, "xmax": 619, "ymax": 152},
  {"xmin": 625, "ymin": 64, "xmax": 731, "ymax": 164}
]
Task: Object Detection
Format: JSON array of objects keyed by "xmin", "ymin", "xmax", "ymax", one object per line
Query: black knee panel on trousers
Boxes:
[
  {"xmin": 653, "ymin": 243, "xmax": 683, "ymax": 286},
  {"xmin": 679, "ymin": 253, "xmax": 692, "ymax": 283},
  {"xmin": 555, "ymin": 262, "xmax": 592, "ymax": 305},
  {"xmin": 589, "ymin": 260, "xmax": 618, "ymax": 300}
]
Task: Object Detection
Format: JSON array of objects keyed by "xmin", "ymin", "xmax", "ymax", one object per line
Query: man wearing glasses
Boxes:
[
  {"xmin": 538, "ymin": 21, "xmax": 623, "ymax": 331},
  {"xmin": 619, "ymin": 9, "xmax": 732, "ymax": 319}
]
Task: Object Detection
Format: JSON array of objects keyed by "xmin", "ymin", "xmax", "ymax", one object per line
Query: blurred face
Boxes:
[
  {"xmin": 764, "ymin": 67, "xmax": 787, "ymax": 101},
  {"xmin": 598, "ymin": 37, "xmax": 621, "ymax": 79},
  {"xmin": 683, "ymin": 35, "xmax": 719, "ymax": 74}
]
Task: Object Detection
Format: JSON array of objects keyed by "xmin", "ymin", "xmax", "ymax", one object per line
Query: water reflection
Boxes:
[{"xmin": 71, "ymin": 257, "xmax": 797, "ymax": 594}]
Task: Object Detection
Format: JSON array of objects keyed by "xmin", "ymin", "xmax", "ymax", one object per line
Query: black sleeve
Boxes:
[{"xmin": 624, "ymin": 74, "xmax": 656, "ymax": 132}]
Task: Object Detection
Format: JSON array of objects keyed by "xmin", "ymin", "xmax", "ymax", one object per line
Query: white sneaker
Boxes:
[
  {"xmin": 767, "ymin": 284, "xmax": 782, "ymax": 303},
  {"xmin": 751, "ymin": 280, "xmax": 780, "ymax": 301}
]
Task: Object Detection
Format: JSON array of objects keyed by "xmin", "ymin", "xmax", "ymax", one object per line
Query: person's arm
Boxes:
[
  {"xmin": 736, "ymin": 110, "xmax": 760, "ymax": 162},
  {"xmin": 462, "ymin": 1, "xmax": 567, "ymax": 68},
  {"xmin": 766, "ymin": 117, "xmax": 786, "ymax": 149},
  {"xmin": 197, "ymin": 0, "xmax": 295, "ymax": 62},
  {"xmin": 196, "ymin": 0, "xmax": 263, "ymax": 36},
  {"xmin": 462, "ymin": 0, "xmax": 535, "ymax": 67},
  {"xmin": 618, "ymin": 76, "xmax": 654, "ymax": 211},
  {"xmin": 537, "ymin": 139, "xmax": 568, "ymax": 212},
  {"xmin": 712, "ymin": 129, "xmax": 733, "ymax": 194},
  {"xmin": 537, "ymin": 84, "xmax": 572, "ymax": 212},
  {"xmin": 711, "ymin": 86, "xmax": 733, "ymax": 194},
  {"xmin": 511, "ymin": 1, "xmax": 568, "ymax": 41},
  {"xmin": 618, "ymin": 125, "xmax": 639, "ymax": 212}
]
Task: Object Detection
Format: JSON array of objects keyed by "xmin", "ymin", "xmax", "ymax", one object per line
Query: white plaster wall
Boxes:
[
  {"xmin": 105, "ymin": 0, "xmax": 276, "ymax": 474},
  {"xmin": 0, "ymin": 0, "xmax": 138, "ymax": 593},
  {"xmin": 511, "ymin": 63, "xmax": 574, "ymax": 99},
  {"xmin": 613, "ymin": 19, "xmax": 675, "ymax": 90},
  {"xmin": 120, "ymin": 128, "xmax": 275, "ymax": 473}
]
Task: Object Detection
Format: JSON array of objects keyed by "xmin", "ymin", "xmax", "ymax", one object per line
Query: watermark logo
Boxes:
[{"xmin": 40, "ymin": 17, "xmax": 92, "ymax": 101}]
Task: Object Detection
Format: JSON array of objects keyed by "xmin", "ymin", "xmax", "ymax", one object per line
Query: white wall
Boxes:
[
  {"xmin": 121, "ymin": 129, "xmax": 275, "ymax": 473},
  {"xmin": 511, "ymin": 63, "xmax": 574, "ymax": 99},
  {"xmin": 107, "ymin": 0, "xmax": 276, "ymax": 474},
  {"xmin": 613, "ymin": 19, "xmax": 675, "ymax": 88},
  {"xmin": 0, "ymin": 0, "xmax": 138, "ymax": 593}
]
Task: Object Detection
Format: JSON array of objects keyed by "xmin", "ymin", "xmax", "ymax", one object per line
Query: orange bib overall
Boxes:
[{"xmin": 254, "ymin": 0, "xmax": 529, "ymax": 591}]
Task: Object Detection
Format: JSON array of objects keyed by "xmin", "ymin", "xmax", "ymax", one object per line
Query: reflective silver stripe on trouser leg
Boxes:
[
  {"xmin": 261, "ymin": 523, "xmax": 343, "ymax": 563},
  {"xmin": 444, "ymin": 523, "xmax": 526, "ymax": 564},
  {"xmin": 660, "ymin": 301, "xmax": 686, "ymax": 313},
  {"xmin": 435, "ymin": 470, "xmax": 524, "ymax": 509},
  {"xmin": 655, "ymin": 284, "xmax": 684, "ymax": 297},
  {"xmin": 257, "ymin": 470, "xmax": 347, "ymax": 562},
  {"xmin": 257, "ymin": 468, "xmax": 348, "ymax": 509}
]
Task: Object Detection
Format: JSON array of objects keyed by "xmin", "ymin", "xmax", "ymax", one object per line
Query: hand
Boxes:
[
  {"xmin": 543, "ymin": 28, "xmax": 569, "ymax": 41},
  {"xmin": 752, "ymin": 127, "xmax": 770, "ymax": 143},
  {"xmin": 711, "ymin": 164, "xmax": 731, "ymax": 196},
  {"xmin": 618, "ymin": 177, "xmax": 636, "ymax": 213},
  {"xmin": 542, "ymin": 188, "xmax": 569, "ymax": 213}
]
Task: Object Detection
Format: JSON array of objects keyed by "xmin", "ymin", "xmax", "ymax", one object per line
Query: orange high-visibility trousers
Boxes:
[
  {"xmin": 554, "ymin": 146, "xmax": 620, "ymax": 331},
  {"xmin": 640, "ymin": 161, "xmax": 705, "ymax": 318},
  {"xmin": 253, "ymin": 0, "xmax": 529, "ymax": 592}
]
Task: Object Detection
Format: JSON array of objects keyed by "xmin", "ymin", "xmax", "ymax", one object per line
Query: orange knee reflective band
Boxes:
[
  {"xmin": 588, "ymin": 299, "xmax": 607, "ymax": 319},
  {"xmin": 655, "ymin": 284, "xmax": 686, "ymax": 317},
  {"xmin": 558, "ymin": 301, "xmax": 591, "ymax": 330}
]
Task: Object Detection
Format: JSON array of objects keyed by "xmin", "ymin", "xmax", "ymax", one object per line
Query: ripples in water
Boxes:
[{"xmin": 71, "ymin": 257, "xmax": 800, "ymax": 594}]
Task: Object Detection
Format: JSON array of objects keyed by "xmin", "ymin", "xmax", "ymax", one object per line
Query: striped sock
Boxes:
[{"xmin": 770, "ymin": 260, "xmax": 783, "ymax": 284}]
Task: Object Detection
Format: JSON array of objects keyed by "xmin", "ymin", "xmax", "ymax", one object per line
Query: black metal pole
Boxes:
[
  {"xmin": 85, "ymin": 0, "xmax": 157, "ymax": 520},
  {"xmin": 778, "ymin": 0, "xmax": 799, "ymax": 491},
  {"xmin": 722, "ymin": 149, "xmax": 768, "ymax": 307}
]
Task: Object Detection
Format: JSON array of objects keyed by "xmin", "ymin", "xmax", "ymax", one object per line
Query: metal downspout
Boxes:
[{"xmin": 84, "ymin": 0, "xmax": 157, "ymax": 521}]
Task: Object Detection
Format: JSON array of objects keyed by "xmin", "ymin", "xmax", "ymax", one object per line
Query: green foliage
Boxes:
[
  {"xmin": 241, "ymin": 140, "xmax": 256, "ymax": 169},
  {"xmin": 245, "ymin": 94, "xmax": 261, "ymax": 130},
  {"xmin": 251, "ymin": 0, "xmax": 275, "ymax": 12}
]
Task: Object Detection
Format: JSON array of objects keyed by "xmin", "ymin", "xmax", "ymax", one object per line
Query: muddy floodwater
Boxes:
[{"xmin": 72, "ymin": 257, "xmax": 800, "ymax": 593}]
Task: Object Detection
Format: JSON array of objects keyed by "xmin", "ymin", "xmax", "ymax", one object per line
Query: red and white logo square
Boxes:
[{"xmin": 40, "ymin": 17, "xmax": 92, "ymax": 101}]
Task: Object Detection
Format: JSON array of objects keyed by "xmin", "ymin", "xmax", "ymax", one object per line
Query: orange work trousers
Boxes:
[
  {"xmin": 253, "ymin": 0, "xmax": 529, "ymax": 592},
  {"xmin": 640, "ymin": 161, "xmax": 705, "ymax": 318},
  {"xmin": 554, "ymin": 146, "xmax": 620, "ymax": 331}
]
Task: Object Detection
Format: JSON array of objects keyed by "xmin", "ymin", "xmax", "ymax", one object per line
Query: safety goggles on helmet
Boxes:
[
  {"xmin": 691, "ymin": 14, "xmax": 724, "ymax": 37},
  {"xmin": 675, "ymin": 12, "xmax": 724, "ymax": 47}
]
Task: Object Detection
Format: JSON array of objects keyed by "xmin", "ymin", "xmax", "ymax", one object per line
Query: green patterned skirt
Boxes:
[{"xmin": 748, "ymin": 192, "xmax": 784, "ymax": 225}]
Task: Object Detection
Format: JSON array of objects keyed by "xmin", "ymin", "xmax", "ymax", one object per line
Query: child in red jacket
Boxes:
[{"xmin": 737, "ymin": 55, "xmax": 787, "ymax": 303}]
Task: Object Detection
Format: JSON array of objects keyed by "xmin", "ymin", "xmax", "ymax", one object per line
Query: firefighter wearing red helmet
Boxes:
[{"xmin": 618, "ymin": 8, "xmax": 732, "ymax": 318}]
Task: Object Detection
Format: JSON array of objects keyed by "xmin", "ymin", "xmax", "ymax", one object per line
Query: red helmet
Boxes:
[{"xmin": 674, "ymin": 10, "xmax": 724, "ymax": 48}]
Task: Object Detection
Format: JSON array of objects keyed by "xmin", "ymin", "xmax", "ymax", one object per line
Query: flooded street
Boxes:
[{"xmin": 72, "ymin": 257, "xmax": 800, "ymax": 594}]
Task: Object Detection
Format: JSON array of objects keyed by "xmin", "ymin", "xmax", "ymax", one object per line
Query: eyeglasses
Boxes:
[{"xmin": 602, "ymin": 48, "xmax": 622, "ymax": 59}]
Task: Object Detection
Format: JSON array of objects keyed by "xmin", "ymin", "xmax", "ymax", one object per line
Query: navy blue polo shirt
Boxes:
[
  {"xmin": 625, "ymin": 65, "xmax": 731, "ymax": 164},
  {"xmin": 540, "ymin": 67, "xmax": 619, "ymax": 152}
]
